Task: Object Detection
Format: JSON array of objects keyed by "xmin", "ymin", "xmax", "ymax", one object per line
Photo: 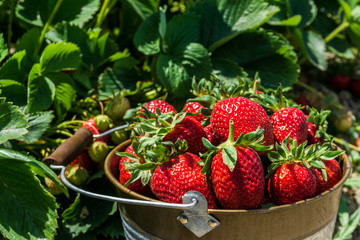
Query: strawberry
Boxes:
[
  {"xmin": 202, "ymin": 121, "xmax": 272, "ymax": 209},
  {"xmin": 314, "ymin": 159, "xmax": 342, "ymax": 194},
  {"xmin": 150, "ymin": 152, "xmax": 218, "ymax": 209},
  {"xmin": 119, "ymin": 144, "xmax": 152, "ymax": 196},
  {"xmin": 94, "ymin": 114, "xmax": 112, "ymax": 132},
  {"xmin": 162, "ymin": 116, "xmax": 208, "ymax": 154},
  {"xmin": 81, "ymin": 118, "xmax": 109, "ymax": 143},
  {"xmin": 271, "ymin": 107, "xmax": 308, "ymax": 145},
  {"xmin": 210, "ymin": 96, "xmax": 274, "ymax": 147},
  {"xmin": 356, "ymin": 137, "xmax": 360, "ymax": 147},
  {"xmin": 106, "ymin": 95, "xmax": 131, "ymax": 123},
  {"xmin": 266, "ymin": 137, "xmax": 344, "ymax": 205},
  {"xmin": 67, "ymin": 166, "xmax": 89, "ymax": 186},
  {"xmin": 306, "ymin": 107, "xmax": 331, "ymax": 145},
  {"xmin": 351, "ymin": 79, "xmax": 360, "ymax": 97},
  {"xmin": 88, "ymin": 141, "xmax": 109, "ymax": 163},
  {"xmin": 330, "ymin": 74, "xmax": 351, "ymax": 90},
  {"xmin": 78, "ymin": 151, "xmax": 99, "ymax": 173},
  {"xmin": 204, "ymin": 124, "xmax": 221, "ymax": 146},
  {"xmin": 334, "ymin": 111, "xmax": 354, "ymax": 132},
  {"xmin": 267, "ymin": 162, "xmax": 317, "ymax": 205},
  {"xmin": 140, "ymin": 100, "xmax": 177, "ymax": 117},
  {"xmin": 182, "ymin": 102, "xmax": 206, "ymax": 123}
]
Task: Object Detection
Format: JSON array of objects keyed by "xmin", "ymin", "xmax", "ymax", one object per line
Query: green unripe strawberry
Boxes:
[
  {"xmin": 94, "ymin": 114, "xmax": 112, "ymax": 131},
  {"xmin": 111, "ymin": 129, "xmax": 128, "ymax": 145},
  {"xmin": 67, "ymin": 166, "xmax": 89, "ymax": 186},
  {"xmin": 88, "ymin": 141, "xmax": 109, "ymax": 163},
  {"xmin": 106, "ymin": 96, "xmax": 130, "ymax": 123},
  {"xmin": 44, "ymin": 177, "xmax": 63, "ymax": 195}
]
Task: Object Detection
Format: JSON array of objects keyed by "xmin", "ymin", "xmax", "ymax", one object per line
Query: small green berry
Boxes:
[
  {"xmin": 94, "ymin": 114, "xmax": 112, "ymax": 131},
  {"xmin": 88, "ymin": 141, "xmax": 110, "ymax": 163},
  {"xmin": 67, "ymin": 166, "xmax": 89, "ymax": 186},
  {"xmin": 111, "ymin": 129, "xmax": 128, "ymax": 145}
]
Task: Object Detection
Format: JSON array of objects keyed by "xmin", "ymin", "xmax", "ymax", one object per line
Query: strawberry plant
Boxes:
[{"xmin": 0, "ymin": 0, "xmax": 360, "ymax": 239}]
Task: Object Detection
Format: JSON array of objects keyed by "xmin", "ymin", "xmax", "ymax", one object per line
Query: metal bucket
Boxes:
[{"xmin": 104, "ymin": 140, "xmax": 351, "ymax": 240}]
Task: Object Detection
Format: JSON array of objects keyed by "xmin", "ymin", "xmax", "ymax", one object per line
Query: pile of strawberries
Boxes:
[{"xmin": 116, "ymin": 79, "xmax": 345, "ymax": 209}]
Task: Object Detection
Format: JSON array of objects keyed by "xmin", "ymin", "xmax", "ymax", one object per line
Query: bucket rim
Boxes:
[{"xmin": 104, "ymin": 139, "xmax": 351, "ymax": 213}]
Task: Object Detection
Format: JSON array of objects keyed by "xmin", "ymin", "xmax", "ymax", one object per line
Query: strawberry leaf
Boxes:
[
  {"xmin": 40, "ymin": 42, "xmax": 81, "ymax": 73},
  {"xmin": 133, "ymin": 12, "xmax": 161, "ymax": 55},
  {"xmin": 0, "ymin": 51, "xmax": 27, "ymax": 83},
  {"xmin": 320, "ymin": 151, "xmax": 345, "ymax": 161},
  {"xmin": 0, "ymin": 33, "xmax": 7, "ymax": 63},
  {"xmin": 124, "ymin": 169, "xmax": 141, "ymax": 187},
  {"xmin": 0, "ymin": 150, "xmax": 59, "ymax": 240},
  {"xmin": 202, "ymin": 137, "xmax": 217, "ymax": 151},
  {"xmin": 17, "ymin": 111, "xmax": 53, "ymax": 144},
  {"xmin": 0, "ymin": 80, "xmax": 27, "ymax": 107},
  {"xmin": 115, "ymin": 152, "xmax": 139, "ymax": 162},
  {"xmin": 222, "ymin": 145, "xmax": 237, "ymax": 171}
]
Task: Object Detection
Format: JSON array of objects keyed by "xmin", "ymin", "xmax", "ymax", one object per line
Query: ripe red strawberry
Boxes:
[
  {"xmin": 211, "ymin": 146, "xmax": 265, "ymax": 209},
  {"xmin": 314, "ymin": 159, "xmax": 342, "ymax": 194},
  {"xmin": 182, "ymin": 102, "xmax": 206, "ymax": 123},
  {"xmin": 163, "ymin": 116, "xmax": 208, "ymax": 154},
  {"xmin": 351, "ymin": 79, "xmax": 360, "ymax": 97},
  {"xmin": 210, "ymin": 97, "xmax": 274, "ymax": 147},
  {"xmin": 266, "ymin": 137, "xmax": 343, "ymax": 205},
  {"xmin": 140, "ymin": 100, "xmax": 177, "ymax": 116},
  {"xmin": 204, "ymin": 124, "xmax": 221, "ymax": 146},
  {"xmin": 119, "ymin": 144, "xmax": 152, "ymax": 196},
  {"xmin": 267, "ymin": 163, "xmax": 317, "ymax": 205},
  {"xmin": 330, "ymin": 74, "xmax": 351, "ymax": 90},
  {"xmin": 271, "ymin": 107, "xmax": 308, "ymax": 145},
  {"xmin": 307, "ymin": 121, "xmax": 321, "ymax": 144},
  {"xmin": 81, "ymin": 118, "xmax": 109, "ymax": 143},
  {"xmin": 150, "ymin": 152, "xmax": 218, "ymax": 209},
  {"xmin": 78, "ymin": 151, "xmax": 99, "ymax": 173}
]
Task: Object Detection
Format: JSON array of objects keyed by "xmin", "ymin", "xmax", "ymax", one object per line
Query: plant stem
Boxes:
[
  {"xmin": 324, "ymin": 21, "xmax": 350, "ymax": 43},
  {"xmin": 36, "ymin": 0, "xmax": 63, "ymax": 55},
  {"xmin": 333, "ymin": 136, "xmax": 360, "ymax": 153},
  {"xmin": 95, "ymin": 0, "xmax": 116, "ymax": 28},
  {"xmin": 294, "ymin": 81, "xmax": 317, "ymax": 93}
]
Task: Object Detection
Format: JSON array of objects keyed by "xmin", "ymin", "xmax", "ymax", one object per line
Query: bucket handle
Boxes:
[{"xmin": 51, "ymin": 164, "xmax": 220, "ymax": 238}]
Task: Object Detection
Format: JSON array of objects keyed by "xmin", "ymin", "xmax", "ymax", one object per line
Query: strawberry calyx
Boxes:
[
  {"xmin": 201, "ymin": 120, "xmax": 273, "ymax": 178},
  {"xmin": 266, "ymin": 136, "xmax": 344, "ymax": 180},
  {"xmin": 306, "ymin": 106, "xmax": 331, "ymax": 142},
  {"xmin": 254, "ymin": 84, "xmax": 295, "ymax": 113},
  {"xmin": 115, "ymin": 138, "xmax": 187, "ymax": 187}
]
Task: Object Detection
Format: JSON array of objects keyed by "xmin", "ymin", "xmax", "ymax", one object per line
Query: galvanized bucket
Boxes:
[{"xmin": 103, "ymin": 140, "xmax": 351, "ymax": 240}]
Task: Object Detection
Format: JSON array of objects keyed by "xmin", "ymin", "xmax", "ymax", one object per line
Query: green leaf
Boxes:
[
  {"xmin": 62, "ymin": 178, "xmax": 117, "ymax": 237},
  {"xmin": 339, "ymin": 0, "xmax": 352, "ymax": 22},
  {"xmin": 338, "ymin": 196, "xmax": 349, "ymax": 227},
  {"xmin": 319, "ymin": 151, "xmax": 344, "ymax": 160},
  {"xmin": 344, "ymin": 176, "xmax": 360, "ymax": 188},
  {"xmin": 47, "ymin": 24, "xmax": 118, "ymax": 70},
  {"xmin": 95, "ymin": 212, "xmax": 124, "ymax": 239},
  {"xmin": 156, "ymin": 54, "xmax": 191, "ymax": 99},
  {"xmin": 289, "ymin": 0, "xmax": 317, "ymax": 28},
  {"xmin": 0, "ymin": 51, "xmax": 27, "ymax": 83},
  {"xmin": 98, "ymin": 68, "xmax": 140, "ymax": 97},
  {"xmin": 16, "ymin": 0, "xmax": 100, "ymax": 27},
  {"xmin": 174, "ymin": 42, "xmax": 212, "ymax": 79},
  {"xmin": 0, "ymin": 153, "xmax": 58, "ymax": 239},
  {"xmin": 133, "ymin": 12, "xmax": 161, "ymax": 55},
  {"xmin": 212, "ymin": 58, "xmax": 248, "ymax": 84},
  {"xmin": 328, "ymin": 36, "xmax": 356, "ymax": 59},
  {"xmin": 165, "ymin": 12, "xmax": 200, "ymax": 51},
  {"xmin": 17, "ymin": 111, "xmax": 54, "ymax": 143},
  {"xmin": 222, "ymin": 146, "xmax": 238, "ymax": 171},
  {"xmin": 16, "ymin": 28, "xmax": 41, "ymax": 66},
  {"xmin": 122, "ymin": 0, "xmax": 158, "ymax": 20},
  {"xmin": 298, "ymin": 30, "xmax": 327, "ymax": 71},
  {"xmin": 45, "ymin": 72, "xmax": 76, "ymax": 121},
  {"xmin": 0, "ymin": 34, "xmax": 7, "ymax": 63},
  {"xmin": 333, "ymin": 208, "xmax": 360, "ymax": 240},
  {"xmin": 27, "ymin": 64, "xmax": 56, "ymax": 113},
  {"xmin": 0, "ymin": 80, "xmax": 27, "ymax": 107},
  {"xmin": 212, "ymin": 29, "xmax": 299, "ymax": 89},
  {"xmin": 188, "ymin": 0, "xmax": 280, "ymax": 51},
  {"xmin": 268, "ymin": 13, "xmax": 302, "ymax": 26},
  {"xmin": 40, "ymin": 42, "xmax": 81, "ymax": 73},
  {"xmin": 0, "ymin": 99, "xmax": 28, "ymax": 144}
]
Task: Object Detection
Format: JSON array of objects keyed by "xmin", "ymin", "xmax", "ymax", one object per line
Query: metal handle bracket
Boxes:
[{"xmin": 177, "ymin": 191, "xmax": 220, "ymax": 238}]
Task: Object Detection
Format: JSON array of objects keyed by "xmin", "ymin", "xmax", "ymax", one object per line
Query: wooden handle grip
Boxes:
[{"xmin": 43, "ymin": 128, "xmax": 93, "ymax": 166}]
